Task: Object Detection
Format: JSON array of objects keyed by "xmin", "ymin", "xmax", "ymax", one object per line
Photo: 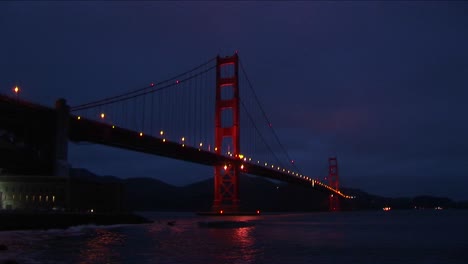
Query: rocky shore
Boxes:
[{"xmin": 0, "ymin": 211, "xmax": 152, "ymax": 231}]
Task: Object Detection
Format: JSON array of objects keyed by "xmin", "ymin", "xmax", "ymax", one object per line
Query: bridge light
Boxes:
[
  {"xmin": 150, "ymin": 82, "xmax": 155, "ymax": 87},
  {"xmin": 249, "ymin": 158, "xmax": 252, "ymax": 161},
  {"xmin": 264, "ymin": 162, "xmax": 268, "ymax": 166},
  {"xmin": 214, "ymin": 147, "xmax": 218, "ymax": 151},
  {"xmin": 139, "ymin": 132, "xmax": 143, "ymax": 137},
  {"xmin": 219, "ymin": 210, "xmax": 223, "ymax": 214},
  {"xmin": 162, "ymin": 138, "xmax": 166, "ymax": 142},
  {"xmin": 291, "ymin": 160, "xmax": 295, "ymax": 164},
  {"xmin": 199, "ymin": 142, "xmax": 203, "ymax": 147},
  {"xmin": 224, "ymin": 165, "xmax": 228, "ymax": 171},
  {"xmin": 238, "ymin": 154, "xmax": 244, "ymax": 159},
  {"xmin": 160, "ymin": 130, "xmax": 164, "ymax": 136},
  {"xmin": 240, "ymin": 164, "xmax": 244, "ymax": 170},
  {"xmin": 256, "ymin": 210, "xmax": 260, "ymax": 214},
  {"xmin": 176, "ymin": 80, "xmax": 180, "ymax": 84},
  {"xmin": 112, "ymin": 125, "xmax": 115, "ymax": 129},
  {"xmin": 13, "ymin": 86, "xmax": 19, "ymax": 94},
  {"xmin": 100, "ymin": 113, "xmax": 105, "ymax": 119},
  {"xmin": 77, "ymin": 116, "xmax": 81, "ymax": 120}
]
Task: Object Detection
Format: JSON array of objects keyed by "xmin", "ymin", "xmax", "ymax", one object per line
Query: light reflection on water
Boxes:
[
  {"xmin": 144, "ymin": 215, "xmax": 261, "ymax": 264},
  {"xmin": 78, "ymin": 229, "xmax": 125, "ymax": 264},
  {"xmin": 0, "ymin": 211, "xmax": 467, "ymax": 264},
  {"xmin": 204, "ymin": 226, "xmax": 258, "ymax": 264}
]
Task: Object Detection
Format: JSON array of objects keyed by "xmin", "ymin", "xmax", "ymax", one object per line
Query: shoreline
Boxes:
[{"xmin": 0, "ymin": 211, "xmax": 152, "ymax": 232}]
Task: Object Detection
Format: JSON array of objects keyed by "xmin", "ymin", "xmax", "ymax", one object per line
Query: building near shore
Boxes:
[
  {"xmin": 0, "ymin": 175, "xmax": 67, "ymax": 211},
  {"xmin": 0, "ymin": 173, "xmax": 124, "ymax": 212},
  {"xmin": 0, "ymin": 97, "xmax": 124, "ymax": 212}
]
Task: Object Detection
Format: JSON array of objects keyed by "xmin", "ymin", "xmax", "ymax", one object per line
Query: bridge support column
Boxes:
[
  {"xmin": 328, "ymin": 157, "xmax": 340, "ymax": 211},
  {"xmin": 213, "ymin": 53, "xmax": 240, "ymax": 213},
  {"xmin": 54, "ymin": 98, "xmax": 70, "ymax": 177}
]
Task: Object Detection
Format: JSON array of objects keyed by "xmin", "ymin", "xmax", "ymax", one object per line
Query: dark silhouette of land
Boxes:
[
  {"xmin": 71, "ymin": 168, "xmax": 467, "ymax": 212},
  {"xmin": 0, "ymin": 167, "xmax": 465, "ymax": 233}
]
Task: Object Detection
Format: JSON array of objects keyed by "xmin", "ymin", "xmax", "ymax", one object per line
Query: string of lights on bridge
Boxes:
[{"xmin": 74, "ymin": 111, "xmax": 353, "ymax": 199}]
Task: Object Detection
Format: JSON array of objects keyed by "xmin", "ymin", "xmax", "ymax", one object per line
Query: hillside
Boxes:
[{"xmin": 70, "ymin": 168, "xmax": 466, "ymax": 212}]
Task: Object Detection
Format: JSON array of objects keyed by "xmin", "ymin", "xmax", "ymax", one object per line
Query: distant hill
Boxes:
[{"xmin": 70, "ymin": 168, "xmax": 466, "ymax": 212}]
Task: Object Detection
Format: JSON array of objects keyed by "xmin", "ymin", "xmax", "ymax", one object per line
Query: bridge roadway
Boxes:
[
  {"xmin": 70, "ymin": 116, "xmax": 348, "ymax": 198},
  {"xmin": 0, "ymin": 94, "xmax": 349, "ymax": 199}
]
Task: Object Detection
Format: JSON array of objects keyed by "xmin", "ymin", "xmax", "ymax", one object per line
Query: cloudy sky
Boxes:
[{"xmin": 1, "ymin": 2, "xmax": 467, "ymax": 200}]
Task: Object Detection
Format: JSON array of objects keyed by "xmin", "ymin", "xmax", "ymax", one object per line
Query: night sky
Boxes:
[{"xmin": 1, "ymin": 2, "xmax": 467, "ymax": 200}]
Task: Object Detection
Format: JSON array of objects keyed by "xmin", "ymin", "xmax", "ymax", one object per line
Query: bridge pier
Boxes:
[{"xmin": 213, "ymin": 164, "xmax": 240, "ymax": 212}]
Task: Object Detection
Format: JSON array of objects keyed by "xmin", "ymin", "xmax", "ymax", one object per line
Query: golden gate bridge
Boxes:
[{"xmin": 0, "ymin": 53, "xmax": 353, "ymax": 213}]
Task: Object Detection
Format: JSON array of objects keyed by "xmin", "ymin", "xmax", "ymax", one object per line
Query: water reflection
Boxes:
[
  {"xmin": 142, "ymin": 215, "xmax": 261, "ymax": 264},
  {"xmin": 231, "ymin": 227, "xmax": 258, "ymax": 264},
  {"xmin": 206, "ymin": 219, "xmax": 259, "ymax": 264},
  {"xmin": 79, "ymin": 229, "xmax": 125, "ymax": 264}
]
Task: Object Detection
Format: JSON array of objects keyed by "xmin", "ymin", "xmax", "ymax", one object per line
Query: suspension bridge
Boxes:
[{"xmin": 0, "ymin": 53, "xmax": 353, "ymax": 213}]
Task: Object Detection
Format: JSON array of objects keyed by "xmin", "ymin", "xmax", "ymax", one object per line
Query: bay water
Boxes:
[{"xmin": 0, "ymin": 210, "xmax": 467, "ymax": 264}]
